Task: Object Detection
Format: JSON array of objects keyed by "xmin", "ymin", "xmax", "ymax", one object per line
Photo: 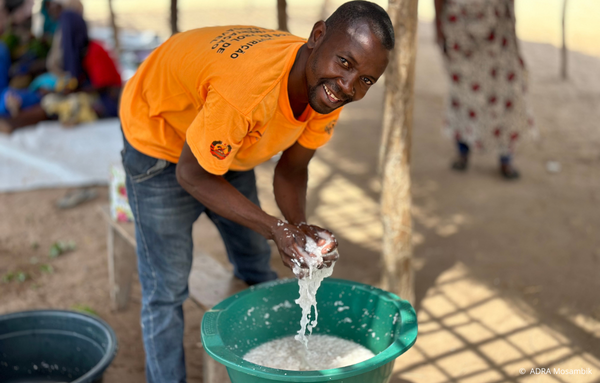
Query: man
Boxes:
[{"xmin": 119, "ymin": 1, "xmax": 394, "ymax": 381}]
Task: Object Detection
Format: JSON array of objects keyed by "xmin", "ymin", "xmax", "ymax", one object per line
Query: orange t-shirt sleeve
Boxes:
[
  {"xmin": 297, "ymin": 107, "xmax": 343, "ymax": 150},
  {"xmin": 186, "ymin": 90, "xmax": 249, "ymax": 175}
]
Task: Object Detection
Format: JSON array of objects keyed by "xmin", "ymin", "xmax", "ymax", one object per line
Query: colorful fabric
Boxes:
[
  {"xmin": 0, "ymin": 41, "xmax": 9, "ymax": 89},
  {"xmin": 1, "ymin": 27, "xmax": 50, "ymax": 74},
  {"xmin": 120, "ymin": 26, "xmax": 342, "ymax": 175},
  {"xmin": 41, "ymin": 0, "xmax": 58, "ymax": 36},
  {"xmin": 41, "ymin": 92, "xmax": 97, "ymax": 125},
  {"xmin": 0, "ymin": 42, "xmax": 41, "ymax": 117},
  {"xmin": 93, "ymin": 87, "xmax": 120, "ymax": 118},
  {"xmin": 59, "ymin": 10, "xmax": 88, "ymax": 80},
  {"xmin": 82, "ymin": 40, "xmax": 121, "ymax": 88},
  {"xmin": 441, "ymin": 0, "xmax": 535, "ymax": 155},
  {"xmin": 82, "ymin": 40, "xmax": 121, "ymax": 118},
  {"xmin": 29, "ymin": 72, "xmax": 78, "ymax": 92},
  {"xmin": 28, "ymin": 72, "xmax": 58, "ymax": 91},
  {"xmin": 0, "ymin": 87, "xmax": 41, "ymax": 116}
]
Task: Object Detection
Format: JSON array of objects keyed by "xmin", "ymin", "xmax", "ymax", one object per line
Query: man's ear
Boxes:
[{"xmin": 307, "ymin": 21, "xmax": 326, "ymax": 49}]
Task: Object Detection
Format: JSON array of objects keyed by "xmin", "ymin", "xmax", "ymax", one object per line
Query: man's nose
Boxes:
[{"xmin": 337, "ymin": 75, "xmax": 356, "ymax": 100}]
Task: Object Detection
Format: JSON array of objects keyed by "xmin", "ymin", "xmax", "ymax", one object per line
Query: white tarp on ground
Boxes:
[{"xmin": 0, "ymin": 118, "xmax": 123, "ymax": 192}]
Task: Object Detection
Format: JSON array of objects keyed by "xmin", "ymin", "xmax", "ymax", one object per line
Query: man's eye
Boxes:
[
  {"xmin": 363, "ymin": 77, "xmax": 373, "ymax": 86},
  {"xmin": 340, "ymin": 57, "xmax": 349, "ymax": 68}
]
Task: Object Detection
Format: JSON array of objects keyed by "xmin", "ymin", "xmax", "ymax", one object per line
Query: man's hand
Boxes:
[
  {"xmin": 270, "ymin": 221, "xmax": 310, "ymax": 271},
  {"xmin": 271, "ymin": 221, "xmax": 339, "ymax": 274},
  {"xmin": 271, "ymin": 142, "xmax": 339, "ymax": 274},
  {"xmin": 296, "ymin": 223, "xmax": 339, "ymax": 267}
]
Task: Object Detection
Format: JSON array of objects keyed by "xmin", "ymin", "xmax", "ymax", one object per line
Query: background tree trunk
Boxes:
[
  {"xmin": 107, "ymin": 0, "xmax": 120, "ymax": 56},
  {"xmin": 277, "ymin": 0, "xmax": 289, "ymax": 32},
  {"xmin": 170, "ymin": 0, "xmax": 179, "ymax": 35},
  {"xmin": 379, "ymin": 0, "xmax": 419, "ymax": 303},
  {"xmin": 561, "ymin": 0, "xmax": 568, "ymax": 79}
]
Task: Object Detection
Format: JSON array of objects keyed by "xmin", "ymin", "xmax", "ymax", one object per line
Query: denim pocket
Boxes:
[{"xmin": 122, "ymin": 140, "xmax": 171, "ymax": 183}]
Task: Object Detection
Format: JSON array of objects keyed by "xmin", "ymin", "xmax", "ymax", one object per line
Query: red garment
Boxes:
[{"xmin": 83, "ymin": 40, "xmax": 122, "ymax": 88}]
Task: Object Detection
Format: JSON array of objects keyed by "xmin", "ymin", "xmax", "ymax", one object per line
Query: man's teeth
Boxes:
[{"xmin": 323, "ymin": 85, "xmax": 339, "ymax": 101}]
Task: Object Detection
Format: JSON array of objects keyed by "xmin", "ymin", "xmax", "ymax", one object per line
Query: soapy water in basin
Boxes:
[
  {"xmin": 243, "ymin": 334, "xmax": 375, "ymax": 371},
  {"xmin": 245, "ymin": 229, "xmax": 376, "ymax": 370},
  {"xmin": 292, "ymin": 233, "xmax": 338, "ymax": 347}
]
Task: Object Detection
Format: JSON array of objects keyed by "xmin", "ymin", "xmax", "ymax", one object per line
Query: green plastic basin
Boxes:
[{"xmin": 201, "ymin": 278, "xmax": 417, "ymax": 383}]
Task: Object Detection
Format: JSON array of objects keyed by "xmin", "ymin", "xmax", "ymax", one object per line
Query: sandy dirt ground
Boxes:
[{"xmin": 1, "ymin": 22, "xmax": 600, "ymax": 383}]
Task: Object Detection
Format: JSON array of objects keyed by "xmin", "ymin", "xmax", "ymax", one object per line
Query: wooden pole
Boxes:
[
  {"xmin": 277, "ymin": 0, "xmax": 289, "ymax": 32},
  {"xmin": 170, "ymin": 0, "xmax": 179, "ymax": 35},
  {"xmin": 560, "ymin": 0, "xmax": 568, "ymax": 80},
  {"xmin": 379, "ymin": 0, "xmax": 419, "ymax": 303},
  {"xmin": 107, "ymin": 0, "xmax": 120, "ymax": 55}
]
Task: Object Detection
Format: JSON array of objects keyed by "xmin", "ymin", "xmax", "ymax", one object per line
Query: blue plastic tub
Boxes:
[{"xmin": 0, "ymin": 310, "xmax": 118, "ymax": 382}]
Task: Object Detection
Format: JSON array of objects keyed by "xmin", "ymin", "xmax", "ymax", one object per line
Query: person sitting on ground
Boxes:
[
  {"xmin": 42, "ymin": 0, "xmax": 121, "ymax": 124},
  {"xmin": 119, "ymin": 1, "xmax": 393, "ymax": 381},
  {"xmin": 0, "ymin": 0, "xmax": 121, "ymax": 133},
  {"xmin": 0, "ymin": 0, "xmax": 51, "ymax": 129},
  {"xmin": 3, "ymin": 0, "xmax": 51, "ymax": 86}
]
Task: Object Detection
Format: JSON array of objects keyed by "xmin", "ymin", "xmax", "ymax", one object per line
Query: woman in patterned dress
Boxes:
[{"xmin": 435, "ymin": 0, "xmax": 535, "ymax": 179}]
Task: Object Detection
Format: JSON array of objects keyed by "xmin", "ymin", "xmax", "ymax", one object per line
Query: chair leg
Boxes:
[{"xmin": 108, "ymin": 226, "xmax": 137, "ymax": 311}]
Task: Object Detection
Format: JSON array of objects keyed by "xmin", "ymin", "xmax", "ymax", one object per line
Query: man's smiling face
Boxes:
[{"xmin": 306, "ymin": 22, "xmax": 390, "ymax": 114}]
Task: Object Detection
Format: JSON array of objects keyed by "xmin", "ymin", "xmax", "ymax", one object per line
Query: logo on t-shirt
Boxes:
[
  {"xmin": 210, "ymin": 141, "xmax": 232, "ymax": 160},
  {"xmin": 324, "ymin": 120, "xmax": 337, "ymax": 135}
]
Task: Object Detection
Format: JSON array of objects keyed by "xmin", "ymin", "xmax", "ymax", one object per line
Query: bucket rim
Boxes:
[
  {"xmin": 201, "ymin": 278, "xmax": 417, "ymax": 381},
  {"xmin": 0, "ymin": 309, "xmax": 118, "ymax": 383}
]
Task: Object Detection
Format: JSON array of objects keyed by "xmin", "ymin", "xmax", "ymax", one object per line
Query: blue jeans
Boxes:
[{"xmin": 121, "ymin": 137, "xmax": 277, "ymax": 383}]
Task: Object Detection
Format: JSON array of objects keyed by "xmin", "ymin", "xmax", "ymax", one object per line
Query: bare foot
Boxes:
[
  {"xmin": 5, "ymin": 92, "xmax": 22, "ymax": 118},
  {"xmin": 0, "ymin": 119, "xmax": 14, "ymax": 134}
]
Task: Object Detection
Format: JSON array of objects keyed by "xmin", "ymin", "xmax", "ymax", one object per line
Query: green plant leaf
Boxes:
[
  {"xmin": 16, "ymin": 272, "xmax": 28, "ymax": 282},
  {"xmin": 2, "ymin": 272, "xmax": 14, "ymax": 283},
  {"xmin": 49, "ymin": 243, "xmax": 61, "ymax": 258},
  {"xmin": 39, "ymin": 264, "xmax": 54, "ymax": 274},
  {"xmin": 71, "ymin": 304, "xmax": 98, "ymax": 316},
  {"xmin": 49, "ymin": 241, "xmax": 77, "ymax": 258}
]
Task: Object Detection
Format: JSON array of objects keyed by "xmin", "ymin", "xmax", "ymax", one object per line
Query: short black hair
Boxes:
[{"xmin": 325, "ymin": 1, "xmax": 395, "ymax": 50}]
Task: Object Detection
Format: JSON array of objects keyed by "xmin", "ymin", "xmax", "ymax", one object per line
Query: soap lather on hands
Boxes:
[{"xmin": 271, "ymin": 220, "xmax": 339, "ymax": 277}]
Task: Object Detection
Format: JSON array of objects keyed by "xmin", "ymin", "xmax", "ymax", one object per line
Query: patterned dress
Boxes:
[{"xmin": 441, "ymin": 0, "xmax": 535, "ymax": 156}]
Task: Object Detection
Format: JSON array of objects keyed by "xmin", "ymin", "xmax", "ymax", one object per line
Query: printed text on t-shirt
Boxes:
[{"xmin": 210, "ymin": 27, "xmax": 292, "ymax": 59}]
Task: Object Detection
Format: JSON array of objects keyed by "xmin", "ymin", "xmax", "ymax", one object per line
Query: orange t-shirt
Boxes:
[{"xmin": 120, "ymin": 26, "xmax": 342, "ymax": 175}]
